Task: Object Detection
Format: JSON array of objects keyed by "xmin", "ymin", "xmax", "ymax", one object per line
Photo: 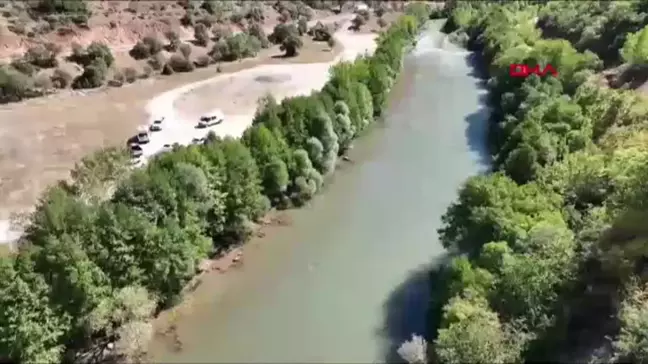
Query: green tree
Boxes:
[{"xmin": 0, "ymin": 257, "xmax": 67, "ymax": 363}]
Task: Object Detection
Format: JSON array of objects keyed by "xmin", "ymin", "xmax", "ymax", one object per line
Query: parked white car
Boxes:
[
  {"xmin": 129, "ymin": 143, "xmax": 143, "ymax": 158},
  {"xmin": 150, "ymin": 117, "xmax": 164, "ymax": 132},
  {"xmin": 136, "ymin": 129, "xmax": 150, "ymax": 144},
  {"xmin": 196, "ymin": 111, "xmax": 224, "ymax": 128}
]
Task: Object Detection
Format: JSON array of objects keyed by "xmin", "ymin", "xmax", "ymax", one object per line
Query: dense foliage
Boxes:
[
  {"xmin": 0, "ymin": 7, "xmax": 430, "ymax": 363},
  {"xmin": 426, "ymin": 2, "xmax": 648, "ymax": 363}
]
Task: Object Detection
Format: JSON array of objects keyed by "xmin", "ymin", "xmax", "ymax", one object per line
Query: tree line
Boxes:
[
  {"xmin": 412, "ymin": 1, "xmax": 648, "ymax": 364},
  {"xmin": 0, "ymin": 4, "xmax": 432, "ymax": 363}
]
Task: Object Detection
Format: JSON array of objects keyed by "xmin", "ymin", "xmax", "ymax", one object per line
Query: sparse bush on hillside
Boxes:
[
  {"xmin": 298, "ymin": 17, "xmax": 308, "ymax": 36},
  {"xmin": 30, "ymin": 0, "xmax": 91, "ymax": 25},
  {"xmin": 0, "ymin": 65, "xmax": 38, "ymax": 103},
  {"xmin": 147, "ymin": 53, "xmax": 166, "ymax": 71},
  {"xmin": 194, "ymin": 23, "xmax": 210, "ymax": 46},
  {"xmin": 10, "ymin": 59, "xmax": 38, "ymax": 76},
  {"xmin": 195, "ymin": 54, "xmax": 212, "ymax": 68},
  {"xmin": 327, "ymin": 37, "xmax": 336, "ymax": 49},
  {"xmin": 309, "ymin": 21, "xmax": 332, "ymax": 41},
  {"xmin": 281, "ymin": 32, "xmax": 303, "ymax": 57},
  {"xmin": 351, "ymin": 15, "xmax": 366, "ymax": 31},
  {"xmin": 358, "ymin": 9, "xmax": 371, "ymax": 21},
  {"xmin": 269, "ymin": 23, "xmax": 299, "ymax": 44},
  {"xmin": 50, "ymin": 68, "xmax": 72, "ymax": 88},
  {"xmin": 180, "ymin": 11, "xmax": 194, "ymax": 27},
  {"xmin": 23, "ymin": 43, "xmax": 60, "ymax": 68},
  {"xmin": 211, "ymin": 24, "xmax": 231, "ymax": 42},
  {"xmin": 167, "ymin": 54, "xmax": 195, "ymax": 72},
  {"xmin": 246, "ymin": 5, "xmax": 264, "ymax": 23},
  {"xmin": 179, "ymin": 43, "xmax": 192, "ymax": 58},
  {"xmin": 123, "ymin": 67, "xmax": 138, "ymax": 83},
  {"xmin": 247, "ymin": 22, "xmax": 270, "ymax": 48},
  {"xmin": 209, "ymin": 33, "xmax": 261, "ymax": 62},
  {"xmin": 230, "ymin": 11, "xmax": 245, "ymax": 26},
  {"xmin": 69, "ymin": 42, "xmax": 114, "ymax": 68},
  {"xmin": 378, "ymin": 17, "xmax": 388, "ymax": 28},
  {"xmin": 161, "ymin": 62, "xmax": 174, "ymax": 75},
  {"xmin": 278, "ymin": 9, "xmax": 290, "ymax": 23},
  {"xmin": 71, "ymin": 58, "xmax": 108, "ymax": 89},
  {"xmin": 140, "ymin": 65, "xmax": 153, "ymax": 79},
  {"xmin": 164, "ymin": 30, "xmax": 181, "ymax": 52}
]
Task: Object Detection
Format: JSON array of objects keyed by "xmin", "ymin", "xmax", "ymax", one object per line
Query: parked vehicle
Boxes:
[
  {"xmin": 160, "ymin": 144, "xmax": 172, "ymax": 153},
  {"xmin": 136, "ymin": 130, "xmax": 150, "ymax": 144},
  {"xmin": 130, "ymin": 144, "xmax": 143, "ymax": 158},
  {"xmin": 150, "ymin": 117, "xmax": 164, "ymax": 132},
  {"xmin": 196, "ymin": 111, "xmax": 224, "ymax": 128},
  {"xmin": 192, "ymin": 137, "xmax": 205, "ymax": 145}
]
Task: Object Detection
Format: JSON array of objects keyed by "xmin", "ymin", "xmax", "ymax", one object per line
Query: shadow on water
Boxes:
[{"xmin": 379, "ymin": 253, "xmax": 453, "ymax": 363}]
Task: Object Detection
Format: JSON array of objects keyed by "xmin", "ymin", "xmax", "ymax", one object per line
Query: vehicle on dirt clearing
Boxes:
[
  {"xmin": 150, "ymin": 117, "xmax": 165, "ymax": 132},
  {"xmin": 136, "ymin": 128, "xmax": 150, "ymax": 144},
  {"xmin": 192, "ymin": 137, "xmax": 206, "ymax": 145},
  {"xmin": 196, "ymin": 110, "xmax": 224, "ymax": 128}
]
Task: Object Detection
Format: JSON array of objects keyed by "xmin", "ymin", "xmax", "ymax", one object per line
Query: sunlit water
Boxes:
[{"xmin": 148, "ymin": 20, "xmax": 490, "ymax": 363}]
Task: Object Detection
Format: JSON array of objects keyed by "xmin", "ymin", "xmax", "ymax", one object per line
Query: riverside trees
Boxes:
[
  {"xmin": 425, "ymin": 2, "xmax": 648, "ymax": 363},
  {"xmin": 0, "ymin": 8, "xmax": 430, "ymax": 363}
]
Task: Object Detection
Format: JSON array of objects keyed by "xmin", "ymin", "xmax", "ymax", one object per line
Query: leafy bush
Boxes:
[
  {"xmin": 281, "ymin": 32, "xmax": 303, "ymax": 57},
  {"xmin": 297, "ymin": 17, "xmax": 308, "ymax": 36},
  {"xmin": 0, "ymin": 65, "xmax": 38, "ymax": 103},
  {"xmin": 147, "ymin": 53, "xmax": 166, "ymax": 71},
  {"xmin": 167, "ymin": 54, "xmax": 195, "ymax": 72},
  {"xmin": 51, "ymin": 68, "xmax": 73, "ymax": 88},
  {"xmin": 270, "ymin": 23, "xmax": 299, "ymax": 44},
  {"xmin": 23, "ymin": 43, "xmax": 60, "ymax": 68},
  {"xmin": 351, "ymin": 15, "xmax": 366, "ymax": 31},
  {"xmin": 247, "ymin": 22, "xmax": 270, "ymax": 48},
  {"xmin": 209, "ymin": 33, "xmax": 261, "ymax": 62},
  {"xmin": 179, "ymin": 43, "xmax": 192, "ymax": 58},
  {"xmin": 71, "ymin": 58, "xmax": 108, "ymax": 89},
  {"xmin": 130, "ymin": 36, "xmax": 164, "ymax": 60},
  {"xmin": 68, "ymin": 42, "xmax": 114, "ymax": 68},
  {"xmin": 194, "ymin": 54, "xmax": 212, "ymax": 68},
  {"xmin": 309, "ymin": 21, "xmax": 333, "ymax": 41},
  {"xmin": 194, "ymin": 23, "xmax": 210, "ymax": 47},
  {"xmin": 164, "ymin": 30, "xmax": 181, "ymax": 51},
  {"xmin": 123, "ymin": 67, "xmax": 138, "ymax": 83}
]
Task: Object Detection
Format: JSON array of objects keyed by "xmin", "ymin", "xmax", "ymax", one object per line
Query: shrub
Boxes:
[
  {"xmin": 168, "ymin": 54, "xmax": 194, "ymax": 72},
  {"xmin": 247, "ymin": 22, "xmax": 269, "ymax": 48},
  {"xmin": 211, "ymin": 25, "xmax": 231, "ymax": 42},
  {"xmin": 23, "ymin": 43, "xmax": 60, "ymax": 68},
  {"xmin": 195, "ymin": 54, "xmax": 212, "ymax": 68},
  {"xmin": 245, "ymin": 6, "xmax": 264, "ymax": 23},
  {"xmin": 140, "ymin": 65, "xmax": 153, "ymax": 79},
  {"xmin": 209, "ymin": 33, "xmax": 261, "ymax": 62},
  {"xmin": 309, "ymin": 21, "xmax": 332, "ymax": 41},
  {"xmin": 179, "ymin": 43, "xmax": 192, "ymax": 58},
  {"xmin": 327, "ymin": 37, "xmax": 336, "ymax": 49},
  {"xmin": 180, "ymin": 11, "xmax": 194, "ymax": 27},
  {"xmin": 147, "ymin": 53, "xmax": 166, "ymax": 71},
  {"xmin": 0, "ymin": 65, "xmax": 36, "ymax": 103},
  {"xmin": 72, "ymin": 59, "xmax": 108, "ymax": 89},
  {"xmin": 230, "ymin": 11, "xmax": 244, "ymax": 26},
  {"xmin": 377, "ymin": 17, "xmax": 388, "ymax": 28},
  {"xmin": 109, "ymin": 70, "xmax": 125, "ymax": 87},
  {"xmin": 50, "ymin": 68, "xmax": 73, "ymax": 88},
  {"xmin": 123, "ymin": 67, "xmax": 138, "ymax": 83},
  {"xmin": 281, "ymin": 32, "xmax": 303, "ymax": 57},
  {"xmin": 351, "ymin": 15, "xmax": 365, "ymax": 31},
  {"xmin": 69, "ymin": 42, "xmax": 114, "ymax": 68},
  {"xmin": 161, "ymin": 63, "xmax": 174, "ymax": 75},
  {"xmin": 10, "ymin": 59, "xmax": 38, "ymax": 76},
  {"xmin": 297, "ymin": 17, "xmax": 308, "ymax": 36},
  {"xmin": 194, "ymin": 23, "xmax": 210, "ymax": 46},
  {"xmin": 164, "ymin": 30, "xmax": 181, "ymax": 51},
  {"xmin": 269, "ymin": 23, "xmax": 298, "ymax": 44},
  {"xmin": 130, "ymin": 36, "xmax": 164, "ymax": 60}
]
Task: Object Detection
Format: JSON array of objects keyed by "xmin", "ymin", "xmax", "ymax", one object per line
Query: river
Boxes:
[{"xmin": 148, "ymin": 21, "xmax": 490, "ymax": 363}]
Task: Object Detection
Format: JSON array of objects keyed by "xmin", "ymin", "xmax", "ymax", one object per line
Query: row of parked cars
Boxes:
[{"xmin": 128, "ymin": 111, "xmax": 226, "ymax": 166}]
